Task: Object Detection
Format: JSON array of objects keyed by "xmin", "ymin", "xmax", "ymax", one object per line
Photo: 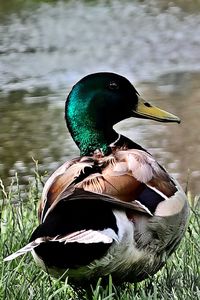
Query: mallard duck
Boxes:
[{"xmin": 5, "ymin": 72, "xmax": 189, "ymax": 285}]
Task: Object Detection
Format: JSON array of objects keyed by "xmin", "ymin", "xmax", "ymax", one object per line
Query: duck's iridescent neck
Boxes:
[
  {"xmin": 68, "ymin": 124, "xmax": 118, "ymax": 156},
  {"xmin": 66, "ymin": 101, "xmax": 118, "ymax": 156}
]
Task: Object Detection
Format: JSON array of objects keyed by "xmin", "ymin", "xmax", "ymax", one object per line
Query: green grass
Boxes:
[{"xmin": 0, "ymin": 173, "xmax": 200, "ymax": 300}]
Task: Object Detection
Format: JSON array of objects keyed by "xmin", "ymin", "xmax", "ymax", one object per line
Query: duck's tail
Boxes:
[{"xmin": 4, "ymin": 229, "xmax": 114, "ymax": 262}]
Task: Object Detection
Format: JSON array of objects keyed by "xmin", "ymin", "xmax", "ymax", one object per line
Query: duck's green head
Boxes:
[{"xmin": 65, "ymin": 72, "xmax": 180, "ymax": 156}]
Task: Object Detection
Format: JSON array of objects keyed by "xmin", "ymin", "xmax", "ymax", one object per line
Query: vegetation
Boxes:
[{"xmin": 0, "ymin": 171, "xmax": 200, "ymax": 300}]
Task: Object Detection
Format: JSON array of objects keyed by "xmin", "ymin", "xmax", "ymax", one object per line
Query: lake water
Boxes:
[{"xmin": 0, "ymin": 0, "xmax": 200, "ymax": 196}]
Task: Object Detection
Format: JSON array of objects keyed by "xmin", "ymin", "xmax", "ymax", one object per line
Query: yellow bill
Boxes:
[{"xmin": 133, "ymin": 96, "xmax": 181, "ymax": 123}]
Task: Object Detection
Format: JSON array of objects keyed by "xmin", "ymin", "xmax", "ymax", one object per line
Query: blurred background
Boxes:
[{"xmin": 0, "ymin": 0, "xmax": 199, "ymax": 196}]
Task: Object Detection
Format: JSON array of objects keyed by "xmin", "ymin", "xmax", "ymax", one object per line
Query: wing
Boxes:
[
  {"xmin": 74, "ymin": 150, "xmax": 179, "ymax": 216},
  {"xmin": 40, "ymin": 148, "xmax": 182, "ymax": 224},
  {"xmin": 39, "ymin": 152, "xmax": 155, "ymax": 223},
  {"xmin": 39, "ymin": 157, "xmax": 95, "ymax": 221}
]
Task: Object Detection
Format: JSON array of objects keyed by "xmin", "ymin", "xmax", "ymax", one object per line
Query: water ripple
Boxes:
[{"xmin": 0, "ymin": 0, "xmax": 200, "ymax": 92}]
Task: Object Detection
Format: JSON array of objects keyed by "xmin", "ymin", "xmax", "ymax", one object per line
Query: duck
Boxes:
[{"xmin": 5, "ymin": 72, "xmax": 189, "ymax": 286}]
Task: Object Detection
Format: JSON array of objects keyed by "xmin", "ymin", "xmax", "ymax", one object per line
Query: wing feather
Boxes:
[{"xmin": 40, "ymin": 149, "xmax": 177, "ymax": 223}]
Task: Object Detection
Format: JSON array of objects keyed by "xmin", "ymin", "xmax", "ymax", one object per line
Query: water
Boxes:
[{"xmin": 0, "ymin": 0, "xmax": 200, "ymax": 195}]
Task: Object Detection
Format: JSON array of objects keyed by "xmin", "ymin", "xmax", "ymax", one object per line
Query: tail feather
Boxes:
[
  {"xmin": 4, "ymin": 229, "xmax": 114, "ymax": 262},
  {"xmin": 4, "ymin": 237, "xmax": 45, "ymax": 262}
]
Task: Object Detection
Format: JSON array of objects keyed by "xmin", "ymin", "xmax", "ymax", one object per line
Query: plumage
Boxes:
[{"xmin": 4, "ymin": 72, "xmax": 189, "ymax": 286}]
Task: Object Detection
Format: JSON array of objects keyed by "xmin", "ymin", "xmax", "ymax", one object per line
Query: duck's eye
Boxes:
[{"xmin": 108, "ymin": 81, "xmax": 119, "ymax": 90}]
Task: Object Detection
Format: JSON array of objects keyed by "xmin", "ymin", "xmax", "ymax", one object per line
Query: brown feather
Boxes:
[
  {"xmin": 39, "ymin": 148, "xmax": 178, "ymax": 222},
  {"xmin": 148, "ymin": 178, "xmax": 177, "ymax": 198}
]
